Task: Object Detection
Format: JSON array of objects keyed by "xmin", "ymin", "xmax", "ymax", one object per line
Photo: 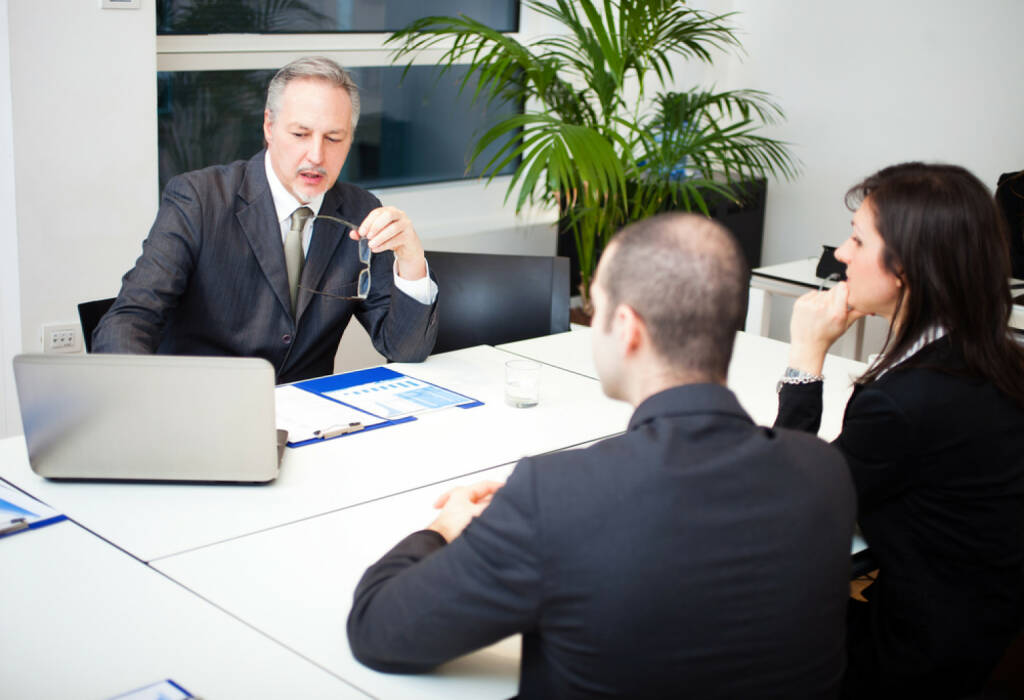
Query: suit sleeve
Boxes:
[
  {"xmin": 347, "ymin": 460, "xmax": 543, "ymax": 673},
  {"xmin": 354, "ymin": 250, "xmax": 438, "ymax": 363},
  {"xmin": 774, "ymin": 381, "xmax": 824, "ymax": 434},
  {"xmin": 92, "ymin": 175, "xmax": 203, "ymax": 353},
  {"xmin": 777, "ymin": 380, "xmax": 916, "ymax": 511}
]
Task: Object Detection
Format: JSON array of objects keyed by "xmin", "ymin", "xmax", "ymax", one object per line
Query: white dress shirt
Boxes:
[{"xmin": 264, "ymin": 153, "xmax": 437, "ymax": 305}]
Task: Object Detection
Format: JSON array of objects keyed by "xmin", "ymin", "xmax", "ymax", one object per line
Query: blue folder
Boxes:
[{"xmin": 287, "ymin": 366, "xmax": 482, "ymax": 447}]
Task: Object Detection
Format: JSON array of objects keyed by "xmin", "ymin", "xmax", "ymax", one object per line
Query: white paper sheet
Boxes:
[{"xmin": 275, "ymin": 385, "xmax": 385, "ymax": 443}]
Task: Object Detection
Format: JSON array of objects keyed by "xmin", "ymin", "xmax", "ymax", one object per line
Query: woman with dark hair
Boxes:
[{"xmin": 775, "ymin": 162, "xmax": 1024, "ymax": 698}]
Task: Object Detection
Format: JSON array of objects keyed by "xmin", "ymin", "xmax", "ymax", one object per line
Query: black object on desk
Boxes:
[{"xmin": 815, "ymin": 245, "xmax": 847, "ymax": 281}]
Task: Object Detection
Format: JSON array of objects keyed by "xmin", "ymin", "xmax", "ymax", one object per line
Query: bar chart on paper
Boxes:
[{"xmin": 325, "ymin": 375, "xmax": 475, "ymax": 418}]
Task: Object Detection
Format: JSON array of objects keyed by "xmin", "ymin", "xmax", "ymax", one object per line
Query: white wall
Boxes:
[
  {"xmin": 5, "ymin": 0, "xmax": 158, "ymax": 439},
  {"xmin": 0, "ymin": 0, "xmax": 20, "ymax": 437},
  {"xmin": 704, "ymin": 0, "xmax": 1024, "ymax": 345}
]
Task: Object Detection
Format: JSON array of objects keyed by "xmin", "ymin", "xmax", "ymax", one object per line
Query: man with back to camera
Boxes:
[
  {"xmin": 93, "ymin": 56, "xmax": 438, "ymax": 383},
  {"xmin": 346, "ymin": 213, "xmax": 857, "ymax": 698}
]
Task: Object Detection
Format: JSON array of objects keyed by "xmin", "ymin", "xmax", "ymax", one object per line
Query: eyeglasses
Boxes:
[{"xmin": 298, "ymin": 214, "xmax": 372, "ymax": 301}]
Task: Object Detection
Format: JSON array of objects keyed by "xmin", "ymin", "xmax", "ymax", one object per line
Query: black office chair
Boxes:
[
  {"xmin": 77, "ymin": 297, "xmax": 115, "ymax": 353},
  {"xmin": 996, "ymin": 171, "xmax": 1024, "ymax": 281},
  {"xmin": 426, "ymin": 251, "xmax": 570, "ymax": 354}
]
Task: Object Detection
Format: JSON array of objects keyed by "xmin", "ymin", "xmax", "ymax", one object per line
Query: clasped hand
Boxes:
[{"xmin": 428, "ymin": 480, "xmax": 505, "ymax": 543}]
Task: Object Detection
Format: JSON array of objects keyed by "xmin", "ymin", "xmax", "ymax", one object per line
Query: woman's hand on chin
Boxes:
[{"xmin": 787, "ymin": 282, "xmax": 867, "ymax": 374}]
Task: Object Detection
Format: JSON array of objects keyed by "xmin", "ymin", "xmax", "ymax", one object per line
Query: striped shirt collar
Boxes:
[{"xmin": 872, "ymin": 325, "xmax": 947, "ymax": 377}]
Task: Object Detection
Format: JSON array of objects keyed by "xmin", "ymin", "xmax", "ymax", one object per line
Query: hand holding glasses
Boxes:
[{"xmin": 298, "ymin": 214, "xmax": 372, "ymax": 301}]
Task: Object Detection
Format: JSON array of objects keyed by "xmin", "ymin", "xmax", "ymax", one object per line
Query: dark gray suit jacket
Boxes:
[
  {"xmin": 93, "ymin": 151, "xmax": 438, "ymax": 383},
  {"xmin": 348, "ymin": 384, "xmax": 856, "ymax": 699}
]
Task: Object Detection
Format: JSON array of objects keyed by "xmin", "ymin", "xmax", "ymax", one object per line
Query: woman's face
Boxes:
[{"xmin": 835, "ymin": 199, "xmax": 904, "ymax": 320}]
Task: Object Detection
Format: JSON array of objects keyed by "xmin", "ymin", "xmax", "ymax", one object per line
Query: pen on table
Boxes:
[
  {"xmin": 0, "ymin": 517, "xmax": 29, "ymax": 536},
  {"xmin": 313, "ymin": 422, "xmax": 365, "ymax": 439}
]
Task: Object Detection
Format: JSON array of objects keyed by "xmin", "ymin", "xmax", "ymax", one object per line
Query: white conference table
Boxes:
[
  {"xmin": 1, "ymin": 519, "xmax": 368, "ymax": 699},
  {"xmin": 149, "ymin": 330, "xmax": 868, "ymax": 700},
  {"xmin": 2, "ymin": 332, "xmax": 866, "ymax": 699},
  {"xmin": 155, "ymin": 462, "xmax": 524, "ymax": 700},
  {"xmin": 0, "ymin": 344, "xmax": 632, "ymax": 562}
]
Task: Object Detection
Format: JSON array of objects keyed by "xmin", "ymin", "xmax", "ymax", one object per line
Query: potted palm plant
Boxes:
[{"xmin": 388, "ymin": 0, "xmax": 798, "ymax": 313}]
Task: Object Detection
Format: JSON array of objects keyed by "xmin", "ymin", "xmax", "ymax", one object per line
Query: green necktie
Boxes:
[{"xmin": 285, "ymin": 206, "xmax": 313, "ymax": 314}]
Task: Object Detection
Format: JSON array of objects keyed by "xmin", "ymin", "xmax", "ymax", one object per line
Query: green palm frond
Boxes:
[
  {"xmin": 388, "ymin": 0, "xmax": 800, "ymax": 306},
  {"xmin": 469, "ymin": 113, "xmax": 628, "ymax": 213}
]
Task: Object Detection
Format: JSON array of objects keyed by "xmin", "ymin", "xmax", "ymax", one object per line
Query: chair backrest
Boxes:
[
  {"xmin": 77, "ymin": 298, "xmax": 115, "ymax": 353},
  {"xmin": 996, "ymin": 171, "xmax": 1024, "ymax": 280},
  {"xmin": 426, "ymin": 252, "xmax": 570, "ymax": 354}
]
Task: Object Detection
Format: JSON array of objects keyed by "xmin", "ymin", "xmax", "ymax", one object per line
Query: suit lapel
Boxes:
[
  {"xmin": 236, "ymin": 152, "xmax": 293, "ymax": 318},
  {"xmin": 296, "ymin": 185, "xmax": 350, "ymax": 320}
]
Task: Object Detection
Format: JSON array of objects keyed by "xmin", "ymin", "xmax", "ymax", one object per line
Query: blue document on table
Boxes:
[
  {"xmin": 276, "ymin": 367, "xmax": 482, "ymax": 447},
  {"xmin": 0, "ymin": 480, "xmax": 66, "ymax": 539}
]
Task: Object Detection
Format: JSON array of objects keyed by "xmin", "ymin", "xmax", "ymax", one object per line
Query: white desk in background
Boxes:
[
  {"xmin": 499, "ymin": 327, "xmax": 868, "ymax": 442},
  {"xmin": 746, "ymin": 258, "xmax": 868, "ymax": 360},
  {"xmin": 0, "ymin": 345, "xmax": 632, "ymax": 562},
  {"xmin": 0, "ymin": 518, "xmax": 367, "ymax": 699},
  {"xmin": 746, "ymin": 258, "xmax": 1024, "ymax": 360}
]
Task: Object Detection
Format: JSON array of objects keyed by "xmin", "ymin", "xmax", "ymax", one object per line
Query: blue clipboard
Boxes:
[
  {"xmin": 286, "ymin": 367, "xmax": 482, "ymax": 447},
  {"xmin": 0, "ymin": 481, "xmax": 67, "ymax": 539}
]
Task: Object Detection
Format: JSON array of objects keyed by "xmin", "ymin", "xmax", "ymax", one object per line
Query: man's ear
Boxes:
[
  {"xmin": 615, "ymin": 304, "xmax": 646, "ymax": 356},
  {"xmin": 263, "ymin": 110, "xmax": 274, "ymax": 145}
]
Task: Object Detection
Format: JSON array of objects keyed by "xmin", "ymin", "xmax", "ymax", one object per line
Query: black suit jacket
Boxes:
[
  {"xmin": 348, "ymin": 384, "xmax": 856, "ymax": 699},
  {"xmin": 777, "ymin": 338, "xmax": 1024, "ymax": 695},
  {"xmin": 93, "ymin": 152, "xmax": 438, "ymax": 383}
]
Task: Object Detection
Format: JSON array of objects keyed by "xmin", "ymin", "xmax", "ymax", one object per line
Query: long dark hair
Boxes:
[{"xmin": 847, "ymin": 162, "xmax": 1024, "ymax": 404}]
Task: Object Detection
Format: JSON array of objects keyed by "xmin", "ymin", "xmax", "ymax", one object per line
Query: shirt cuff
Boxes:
[{"xmin": 392, "ymin": 258, "xmax": 438, "ymax": 305}]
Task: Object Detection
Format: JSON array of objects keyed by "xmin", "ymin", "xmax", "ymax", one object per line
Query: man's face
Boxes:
[
  {"xmin": 263, "ymin": 77, "xmax": 354, "ymax": 203},
  {"xmin": 590, "ymin": 245, "xmax": 625, "ymax": 401}
]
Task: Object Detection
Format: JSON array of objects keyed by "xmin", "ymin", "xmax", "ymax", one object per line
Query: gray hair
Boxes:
[
  {"xmin": 265, "ymin": 56, "xmax": 360, "ymax": 131},
  {"xmin": 601, "ymin": 213, "xmax": 748, "ymax": 382}
]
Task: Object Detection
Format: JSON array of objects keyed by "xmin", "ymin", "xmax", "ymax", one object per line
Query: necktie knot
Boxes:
[{"xmin": 290, "ymin": 206, "xmax": 313, "ymax": 233}]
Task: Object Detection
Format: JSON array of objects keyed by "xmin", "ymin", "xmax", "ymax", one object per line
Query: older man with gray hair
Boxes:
[
  {"xmin": 347, "ymin": 213, "xmax": 856, "ymax": 699},
  {"xmin": 95, "ymin": 56, "xmax": 437, "ymax": 382}
]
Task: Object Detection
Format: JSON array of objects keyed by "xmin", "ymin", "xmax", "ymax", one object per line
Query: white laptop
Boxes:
[{"xmin": 13, "ymin": 354, "xmax": 285, "ymax": 483}]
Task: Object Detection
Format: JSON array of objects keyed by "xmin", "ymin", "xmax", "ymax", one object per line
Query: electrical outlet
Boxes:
[{"xmin": 41, "ymin": 323, "xmax": 82, "ymax": 353}]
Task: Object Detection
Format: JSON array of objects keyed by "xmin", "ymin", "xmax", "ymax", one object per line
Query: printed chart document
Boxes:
[
  {"xmin": 276, "ymin": 367, "xmax": 482, "ymax": 447},
  {"xmin": 275, "ymin": 385, "xmax": 385, "ymax": 443},
  {"xmin": 0, "ymin": 480, "xmax": 65, "ymax": 538},
  {"xmin": 323, "ymin": 374, "xmax": 474, "ymax": 419}
]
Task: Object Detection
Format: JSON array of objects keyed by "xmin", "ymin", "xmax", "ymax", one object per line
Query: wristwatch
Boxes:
[{"xmin": 776, "ymin": 366, "xmax": 824, "ymax": 393}]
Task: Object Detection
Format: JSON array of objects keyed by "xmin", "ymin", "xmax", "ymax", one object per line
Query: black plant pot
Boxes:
[{"xmin": 557, "ymin": 178, "xmax": 767, "ymax": 297}]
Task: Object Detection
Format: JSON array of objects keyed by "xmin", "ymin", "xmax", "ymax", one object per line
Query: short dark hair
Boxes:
[
  {"xmin": 847, "ymin": 162, "xmax": 1024, "ymax": 403},
  {"xmin": 600, "ymin": 213, "xmax": 748, "ymax": 381},
  {"xmin": 266, "ymin": 56, "xmax": 360, "ymax": 130}
]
